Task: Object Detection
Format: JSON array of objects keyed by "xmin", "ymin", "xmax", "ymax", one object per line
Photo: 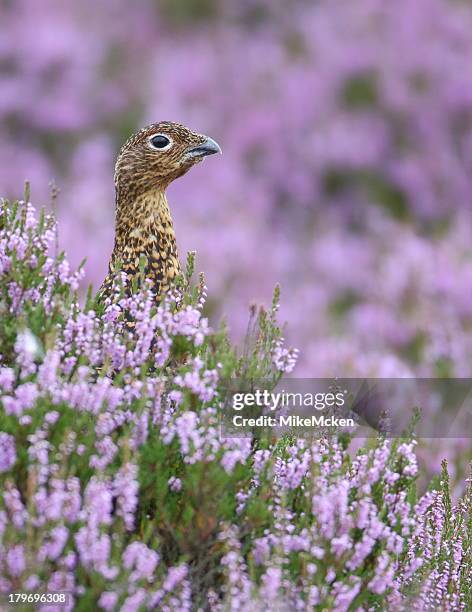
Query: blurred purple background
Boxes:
[{"xmin": 1, "ymin": 0, "xmax": 472, "ymax": 391}]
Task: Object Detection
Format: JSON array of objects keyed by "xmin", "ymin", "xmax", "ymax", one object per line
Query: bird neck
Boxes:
[{"xmin": 110, "ymin": 187, "xmax": 181, "ymax": 298}]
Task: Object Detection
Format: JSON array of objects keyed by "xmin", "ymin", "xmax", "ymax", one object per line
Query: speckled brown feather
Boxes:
[{"xmin": 99, "ymin": 121, "xmax": 220, "ymax": 304}]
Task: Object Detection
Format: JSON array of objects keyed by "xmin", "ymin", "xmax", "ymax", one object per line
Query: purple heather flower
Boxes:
[
  {"xmin": 220, "ymin": 440, "xmax": 252, "ymax": 474},
  {"xmin": 271, "ymin": 339, "xmax": 299, "ymax": 374},
  {"xmin": 98, "ymin": 591, "xmax": 118, "ymax": 611},
  {"xmin": 120, "ymin": 590, "xmax": 147, "ymax": 612},
  {"xmin": 168, "ymin": 476, "xmax": 182, "ymax": 492},
  {"xmin": 113, "ymin": 463, "xmax": 138, "ymax": 531},
  {"xmin": 41, "ymin": 570, "xmax": 75, "ymax": 612},
  {"xmin": 38, "ymin": 525, "xmax": 69, "ymax": 562},
  {"xmin": 14, "ymin": 329, "xmax": 41, "ymax": 377},
  {"xmin": 123, "ymin": 542, "xmax": 159, "ymax": 581},
  {"xmin": 37, "ymin": 351, "xmax": 61, "ymax": 390},
  {"xmin": 368, "ymin": 552, "xmax": 395, "ymax": 595},
  {"xmin": 24, "ymin": 575, "xmax": 41, "ymax": 590},
  {"xmin": 260, "ymin": 566, "xmax": 282, "ymax": 602},
  {"xmin": 83, "ymin": 477, "xmax": 113, "ymax": 527},
  {"xmin": 331, "ymin": 534, "xmax": 352, "ymax": 558},
  {"xmin": 253, "ymin": 537, "xmax": 271, "ymax": 565},
  {"xmin": 174, "ymin": 357, "xmax": 218, "ymax": 402},
  {"xmin": 4, "ymin": 484, "xmax": 27, "ymax": 529},
  {"xmin": 75, "ymin": 527, "xmax": 117, "ymax": 579},
  {"xmin": 332, "ymin": 577, "xmax": 362, "ymax": 611},
  {"xmin": 89, "ymin": 436, "xmax": 118, "ymax": 470},
  {"xmin": 0, "ymin": 367, "xmax": 15, "ymax": 392},
  {"xmin": 6, "ymin": 544, "xmax": 26, "ymax": 577},
  {"xmin": 0, "ymin": 432, "xmax": 16, "ymax": 473},
  {"xmin": 161, "ymin": 564, "xmax": 189, "ymax": 594},
  {"xmin": 3, "ymin": 382, "xmax": 38, "ymax": 416}
]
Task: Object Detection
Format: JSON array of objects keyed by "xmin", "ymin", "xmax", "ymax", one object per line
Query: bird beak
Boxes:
[{"xmin": 186, "ymin": 136, "xmax": 222, "ymax": 158}]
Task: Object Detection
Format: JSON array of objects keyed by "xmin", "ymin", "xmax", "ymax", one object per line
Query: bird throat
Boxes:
[{"xmin": 108, "ymin": 188, "xmax": 181, "ymax": 300}]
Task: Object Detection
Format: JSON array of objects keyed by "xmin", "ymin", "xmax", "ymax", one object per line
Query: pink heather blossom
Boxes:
[
  {"xmin": 120, "ymin": 590, "xmax": 147, "ymax": 612},
  {"xmin": 0, "ymin": 367, "xmax": 15, "ymax": 392},
  {"xmin": 38, "ymin": 525, "xmax": 69, "ymax": 562},
  {"xmin": 123, "ymin": 542, "xmax": 159, "ymax": 581},
  {"xmin": 150, "ymin": 565, "xmax": 190, "ymax": 607},
  {"xmin": 0, "ymin": 432, "xmax": 16, "ymax": 473},
  {"xmin": 98, "ymin": 591, "xmax": 118, "ymax": 611},
  {"xmin": 260, "ymin": 566, "xmax": 282, "ymax": 602},
  {"xmin": 174, "ymin": 357, "xmax": 218, "ymax": 402},
  {"xmin": 271, "ymin": 339, "xmax": 299, "ymax": 373},
  {"xmin": 168, "ymin": 476, "xmax": 182, "ymax": 492},
  {"xmin": 6, "ymin": 544, "xmax": 26, "ymax": 577},
  {"xmin": 113, "ymin": 463, "xmax": 139, "ymax": 531},
  {"xmin": 14, "ymin": 329, "xmax": 41, "ymax": 377},
  {"xmin": 83, "ymin": 477, "xmax": 113, "ymax": 527}
]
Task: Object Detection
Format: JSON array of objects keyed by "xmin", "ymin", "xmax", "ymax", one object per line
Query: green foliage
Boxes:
[{"xmin": 342, "ymin": 71, "xmax": 378, "ymax": 108}]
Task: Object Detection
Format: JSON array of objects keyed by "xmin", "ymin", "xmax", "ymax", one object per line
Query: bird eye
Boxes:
[{"xmin": 149, "ymin": 134, "xmax": 172, "ymax": 150}]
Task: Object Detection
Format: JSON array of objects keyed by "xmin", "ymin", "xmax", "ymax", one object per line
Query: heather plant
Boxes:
[
  {"xmin": 0, "ymin": 200, "xmax": 470, "ymax": 610},
  {"xmin": 2, "ymin": 0, "xmax": 472, "ymax": 483}
]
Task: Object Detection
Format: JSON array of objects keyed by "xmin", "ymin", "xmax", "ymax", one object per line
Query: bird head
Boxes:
[{"xmin": 114, "ymin": 121, "xmax": 221, "ymax": 194}]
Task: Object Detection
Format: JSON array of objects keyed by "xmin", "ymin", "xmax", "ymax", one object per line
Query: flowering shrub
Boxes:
[
  {"xmin": 2, "ymin": 0, "xmax": 472, "ymax": 486},
  {"xmin": 2, "ymin": 0, "xmax": 472, "ymax": 377},
  {"xmin": 0, "ymin": 200, "xmax": 470, "ymax": 610}
]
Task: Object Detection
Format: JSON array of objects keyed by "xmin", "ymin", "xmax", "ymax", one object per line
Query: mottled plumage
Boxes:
[{"xmin": 100, "ymin": 121, "xmax": 221, "ymax": 302}]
